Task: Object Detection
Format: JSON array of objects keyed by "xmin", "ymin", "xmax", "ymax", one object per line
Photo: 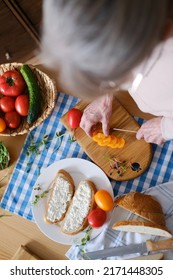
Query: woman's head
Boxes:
[{"xmin": 42, "ymin": 0, "xmax": 173, "ymax": 99}]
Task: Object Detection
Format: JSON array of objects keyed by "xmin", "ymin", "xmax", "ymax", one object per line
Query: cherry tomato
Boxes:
[
  {"xmin": 88, "ymin": 208, "xmax": 107, "ymax": 228},
  {"xmin": 67, "ymin": 108, "xmax": 83, "ymax": 128},
  {"xmin": 0, "ymin": 96, "xmax": 15, "ymax": 113},
  {"xmin": 0, "ymin": 70, "xmax": 25, "ymax": 96},
  {"xmin": 15, "ymin": 95, "xmax": 29, "ymax": 116},
  {"xmin": 0, "ymin": 118, "xmax": 6, "ymax": 132},
  {"xmin": 4, "ymin": 111, "xmax": 21, "ymax": 129},
  {"xmin": 94, "ymin": 190, "xmax": 114, "ymax": 211}
]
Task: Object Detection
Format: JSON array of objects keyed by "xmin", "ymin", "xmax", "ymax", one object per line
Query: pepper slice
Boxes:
[
  {"xmin": 116, "ymin": 137, "xmax": 125, "ymax": 148},
  {"xmin": 97, "ymin": 135, "xmax": 112, "ymax": 146},
  {"xmin": 92, "ymin": 131, "xmax": 105, "ymax": 142},
  {"xmin": 92, "ymin": 130, "xmax": 112, "ymax": 146},
  {"xmin": 107, "ymin": 135, "xmax": 120, "ymax": 148}
]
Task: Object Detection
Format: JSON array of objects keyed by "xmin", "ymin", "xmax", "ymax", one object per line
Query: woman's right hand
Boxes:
[
  {"xmin": 136, "ymin": 117, "xmax": 165, "ymax": 144},
  {"xmin": 80, "ymin": 94, "xmax": 113, "ymax": 137}
]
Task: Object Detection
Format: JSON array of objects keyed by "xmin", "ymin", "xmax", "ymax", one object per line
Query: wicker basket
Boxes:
[{"xmin": 0, "ymin": 63, "xmax": 57, "ymax": 136}]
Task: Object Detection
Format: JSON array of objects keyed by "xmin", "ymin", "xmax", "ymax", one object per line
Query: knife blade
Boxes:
[
  {"xmin": 112, "ymin": 128, "xmax": 137, "ymax": 133},
  {"xmin": 80, "ymin": 238, "xmax": 173, "ymax": 260}
]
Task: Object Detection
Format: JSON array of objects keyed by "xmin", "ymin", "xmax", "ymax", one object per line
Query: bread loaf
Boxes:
[
  {"xmin": 112, "ymin": 220, "xmax": 172, "ymax": 237},
  {"xmin": 61, "ymin": 180, "xmax": 96, "ymax": 235},
  {"xmin": 45, "ymin": 169, "xmax": 75, "ymax": 224},
  {"xmin": 114, "ymin": 192, "xmax": 165, "ymax": 226}
]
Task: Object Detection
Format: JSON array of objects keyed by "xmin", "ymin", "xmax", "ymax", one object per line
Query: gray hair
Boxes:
[{"xmin": 41, "ymin": 0, "xmax": 172, "ymax": 98}]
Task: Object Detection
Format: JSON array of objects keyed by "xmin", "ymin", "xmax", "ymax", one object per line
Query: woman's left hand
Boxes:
[
  {"xmin": 136, "ymin": 117, "xmax": 165, "ymax": 145},
  {"xmin": 80, "ymin": 94, "xmax": 113, "ymax": 137}
]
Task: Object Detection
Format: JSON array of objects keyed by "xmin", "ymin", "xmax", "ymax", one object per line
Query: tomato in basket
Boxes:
[
  {"xmin": 0, "ymin": 70, "xmax": 25, "ymax": 96},
  {"xmin": 0, "ymin": 96, "xmax": 15, "ymax": 113},
  {"xmin": 4, "ymin": 111, "xmax": 21, "ymax": 129},
  {"xmin": 0, "ymin": 118, "xmax": 6, "ymax": 132},
  {"xmin": 15, "ymin": 95, "xmax": 29, "ymax": 116}
]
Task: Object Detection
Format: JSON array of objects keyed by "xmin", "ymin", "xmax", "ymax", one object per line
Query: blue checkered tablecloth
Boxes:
[{"xmin": 1, "ymin": 92, "xmax": 173, "ymax": 222}]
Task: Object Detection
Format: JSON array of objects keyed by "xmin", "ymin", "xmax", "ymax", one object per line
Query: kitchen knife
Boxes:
[
  {"xmin": 112, "ymin": 128, "xmax": 137, "ymax": 133},
  {"xmin": 80, "ymin": 238, "xmax": 173, "ymax": 260}
]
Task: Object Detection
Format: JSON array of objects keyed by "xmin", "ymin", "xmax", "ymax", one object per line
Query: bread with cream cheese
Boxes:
[
  {"xmin": 61, "ymin": 180, "xmax": 96, "ymax": 235},
  {"xmin": 45, "ymin": 169, "xmax": 75, "ymax": 224}
]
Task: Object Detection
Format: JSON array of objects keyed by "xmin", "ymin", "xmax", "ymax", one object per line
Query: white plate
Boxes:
[{"xmin": 31, "ymin": 158, "xmax": 113, "ymax": 245}]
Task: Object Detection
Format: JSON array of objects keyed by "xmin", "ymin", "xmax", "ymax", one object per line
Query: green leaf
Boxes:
[
  {"xmin": 26, "ymin": 131, "xmax": 65, "ymax": 172},
  {"xmin": 0, "ymin": 141, "xmax": 10, "ymax": 170},
  {"xmin": 78, "ymin": 226, "xmax": 92, "ymax": 247},
  {"xmin": 32, "ymin": 188, "xmax": 51, "ymax": 205}
]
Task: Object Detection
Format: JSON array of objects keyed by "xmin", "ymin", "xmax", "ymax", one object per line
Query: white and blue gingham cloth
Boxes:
[{"xmin": 1, "ymin": 92, "xmax": 173, "ymax": 223}]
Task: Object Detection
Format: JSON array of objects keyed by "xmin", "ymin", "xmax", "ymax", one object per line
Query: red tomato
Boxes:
[
  {"xmin": 4, "ymin": 111, "xmax": 21, "ymax": 129},
  {"xmin": 0, "ymin": 96, "xmax": 15, "ymax": 113},
  {"xmin": 88, "ymin": 208, "xmax": 107, "ymax": 228},
  {"xmin": 94, "ymin": 190, "xmax": 114, "ymax": 211},
  {"xmin": 15, "ymin": 95, "xmax": 29, "ymax": 116},
  {"xmin": 0, "ymin": 70, "xmax": 25, "ymax": 96},
  {"xmin": 0, "ymin": 118, "xmax": 6, "ymax": 132},
  {"xmin": 67, "ymin": 108, "xmax": 83, "ymax": 128}
]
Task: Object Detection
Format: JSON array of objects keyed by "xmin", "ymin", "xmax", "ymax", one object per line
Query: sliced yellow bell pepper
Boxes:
[{"xmin": 92, "ymin": 130, "xmax": 125, "ymax": 149}]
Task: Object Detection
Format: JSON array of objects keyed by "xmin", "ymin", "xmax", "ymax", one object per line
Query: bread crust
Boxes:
[
  {"xmin": 45, "ymin": 169, "xmax": 75, "ymax": 224},
  {"xmin": 61, "ymin": 180, "xmax": 97, "ymax": 235},
  {"xmin": 115, "ymin": 192, "xmax": 165, "ymax": 226},
  {"xmin": 112, "ymin": 220, "xmax": 172, "ymax": 237}
]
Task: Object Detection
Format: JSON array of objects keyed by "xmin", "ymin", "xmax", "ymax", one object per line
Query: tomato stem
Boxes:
[{"xmin": 6, "ymin": 77, "xmax": 15, "ymax": 86}]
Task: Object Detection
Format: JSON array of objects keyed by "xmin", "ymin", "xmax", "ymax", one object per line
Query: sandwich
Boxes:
[
  {"xmin": 61, "ymin": 180, "xmax": 96, "ymax": 235},
  {"xmin": 45, "ymin": 169, "xmax": 75, "ymax": 224}
]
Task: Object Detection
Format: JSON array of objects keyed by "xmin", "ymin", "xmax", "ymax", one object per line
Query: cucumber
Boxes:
[{"xmin": 20, "ymin": 64, "xmax": 42, "ymax": 124}]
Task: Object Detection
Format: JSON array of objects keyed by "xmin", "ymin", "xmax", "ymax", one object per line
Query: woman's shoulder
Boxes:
[{"xmin": 163, "ymin": 36, "xmax": 173, "ymax": 51}]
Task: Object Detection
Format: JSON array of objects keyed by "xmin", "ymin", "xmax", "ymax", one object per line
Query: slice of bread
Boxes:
[
  {"xmin": 114, "ymin": 192, "xmax": 165, "ymax": 226},
  {"xmin": 61, "ymin": 180, "xmax": 96, "ymax": 235},
  {"xmin": 45, "ymin": 169, "xmax": 75, "ymax": 224},
  {"xmin": 112, "ymin": 220, "xmax": 172, "ymax": 237}
]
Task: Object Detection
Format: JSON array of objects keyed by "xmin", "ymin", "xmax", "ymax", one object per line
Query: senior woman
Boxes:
[{"xmin": 41, "ymin": 0, "xmax": 173, "ymax": 145}]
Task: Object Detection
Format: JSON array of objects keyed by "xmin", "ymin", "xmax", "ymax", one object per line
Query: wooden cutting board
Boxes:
[{"xmin": 60, "ymin": 98, "xmax": 152, "ymax": 181}]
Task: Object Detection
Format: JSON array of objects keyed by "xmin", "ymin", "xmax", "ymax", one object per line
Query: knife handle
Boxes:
[{"xmin": 146, "ymin": 238, "xmax": 173, "ymax": 252}]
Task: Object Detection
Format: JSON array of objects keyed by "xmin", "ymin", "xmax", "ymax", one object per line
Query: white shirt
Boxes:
[{"xmin": 128, "ymin": 37, "xmax": 173, "ymax": 140}]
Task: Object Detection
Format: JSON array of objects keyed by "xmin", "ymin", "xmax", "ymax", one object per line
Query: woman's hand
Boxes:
[
  {"xmin": 136, "ymin": 117, "xmax": 165, "ymax": 145},
  {"xmin": 80, "ymin": 94, "xmax": 113, "ymax": 137}
]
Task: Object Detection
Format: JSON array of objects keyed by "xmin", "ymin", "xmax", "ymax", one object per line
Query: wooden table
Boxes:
[{"xmin": 0, "ymin": 66, "xmax": 154, "ymax": 259}]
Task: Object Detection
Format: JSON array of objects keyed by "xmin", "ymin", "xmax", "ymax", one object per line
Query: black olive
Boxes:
[{"xmin": 131, "ymin": 162, "xmax": 141, "ymax": 171}]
